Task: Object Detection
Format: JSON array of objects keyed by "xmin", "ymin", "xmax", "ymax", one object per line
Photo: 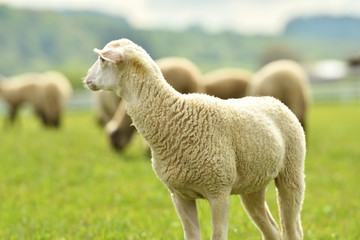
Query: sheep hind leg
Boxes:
[
  {"xmin": 170, "ymin": 192, "xmax": 201, "ymax": 240},
  {"xmin": 275, "ymin": 171, "xmax": 304, "ymax": 240},
  {"xmin": 240, "ymin": 188, "xmax": 281, "ymax": 240}
]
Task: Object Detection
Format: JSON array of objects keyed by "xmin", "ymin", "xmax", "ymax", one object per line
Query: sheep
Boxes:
[
  {"xmin": 94, "ymin": 90, "xmax": 122, "ymax": 125},
  {"xmin": 105, "ymin": 100, "xmax": 136, "ymax": 150},
  {"xmin": 106, "ymin": 57, "xmax": 204, "ymax": 151},
  {"xmin": 247, "ymin": 60, "xmax": 311, "ymax": 133},
  {"xmin": 84, "ymin": 38, "xmax": 306, "ymax": 240},
  {"xmin": 155, "ymin": 57, "xmax": 204, "ymax": 94},
  {"xmin": 0, "ymin": 71, "xmax": 72, "ymax": 127},
  {"xmin": 203, "ymin": 68, "xmax": 252, "ymax": 99}
]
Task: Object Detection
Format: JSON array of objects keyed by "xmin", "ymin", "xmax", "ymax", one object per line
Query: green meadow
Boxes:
[{"xmin": 0, "ymin": 102, "xmax": 359, "ymax": 239}]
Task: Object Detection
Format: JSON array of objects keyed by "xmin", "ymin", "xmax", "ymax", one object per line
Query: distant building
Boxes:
[{"xmin": 305, "ymin": 59, "xmax": 348, "ymax": 82}]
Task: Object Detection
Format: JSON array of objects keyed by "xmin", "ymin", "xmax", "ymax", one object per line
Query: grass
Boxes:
[{"xmin": 0, "ymin": 102, "xmax": 360, "ymax": 239}]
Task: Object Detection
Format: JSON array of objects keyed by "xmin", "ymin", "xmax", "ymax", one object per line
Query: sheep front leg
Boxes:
[
  {"xmin": 171, "ymin": 192, "xmax": 201, "ymax": 240},
  {"xmin": 208, "ymin": 193, "xmax": 231, "ymax": 240}
]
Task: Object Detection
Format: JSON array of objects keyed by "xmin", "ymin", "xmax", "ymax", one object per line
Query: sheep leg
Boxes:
[
  {"xmin": 35, "ymin": 108, "xmax": 48, "ymax": 126},
  {"xmin": 208, "ymin": 193, "xmax": 230, "ymax": 240},
  {"xmin": 275, "ymin": 172, "xmax": 304, "ymax": 240},
  {"xmin": 240, "ymin": 188, "xmax": 281, "ymax": 240},
  {"xmin": 170, "ymin": 192, "xmax": 201, "ymax": 240},
  {"xmin": 9, "ymin": 106, "xmax": 18, "ymax": 123}
]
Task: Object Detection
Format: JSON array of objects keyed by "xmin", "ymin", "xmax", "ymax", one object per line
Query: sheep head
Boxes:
[
  {"xmin": 84, "ymin": 39, "xmax": 155, "ymax": 102},
  {"xmin": 84, "ymin": 38, "xmax": 141, "ymax": 92},
  {"xmin": 84, "ymin": 47, "xmax": 123, "ymax": 92},
  {"xmin": 84, "ymin": 38, "xmax": 158, "ymax": 104}
]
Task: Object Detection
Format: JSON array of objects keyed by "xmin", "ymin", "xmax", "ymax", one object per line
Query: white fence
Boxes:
[{"xmin": 310, "ymin": 79, "xmax": 360, "ymax": 102}]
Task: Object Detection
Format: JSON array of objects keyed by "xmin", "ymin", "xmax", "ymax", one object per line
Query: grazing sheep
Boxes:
[
  {"xmin": 106, "ymin": 57, "xmax": 204, "ymax": 151},
  {"xmin": 156, "ymin": 57, "xmax": 204, "ymax": 94},
  {"xmin": 105, "ymin": 100, "xmax": 136, "ymax": 150},
  {"xmin": 94, "ymin": 91, "xmax": 122, "ymax": 125},
  {"xmin": 84, "ymin": 39, "xmax": 306, "ymax": 240},
  {"xmin": 203, "ymin": 68, "xmax": 252, "ymax": 99},
  {"xmin": 0, "ymin": 71, "xmax": 72, "ymax": 127},
  {"xmin": 247, "ymin": 60, "xmax": 311, "ymax": 133}
]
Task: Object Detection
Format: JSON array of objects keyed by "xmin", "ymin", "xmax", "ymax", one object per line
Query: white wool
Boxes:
[
  {"xmin": 105, "ymin": 56, "xmax": 204, "ymax": 151},
  {"xmin": 85, "ymin": 39, "xmax": 306, "ymax": 240}
]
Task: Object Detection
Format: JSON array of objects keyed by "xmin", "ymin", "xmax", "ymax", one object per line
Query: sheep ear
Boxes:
[{"xmin": 94, "ymin": 48, "xmax": 123, "ymax": 64}]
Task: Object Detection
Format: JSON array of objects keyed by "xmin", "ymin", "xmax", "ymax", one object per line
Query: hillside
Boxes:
[
  {"xmin": 0, "ymin": 6, "xmax": 133, "ymax": 86},
  {"xmin": 284, "ymin": 15, "xmax": 360, "ymax": 40},
  {"xmin": 1, "ymin": 5, "xmax": 359, "ymax": 88}
]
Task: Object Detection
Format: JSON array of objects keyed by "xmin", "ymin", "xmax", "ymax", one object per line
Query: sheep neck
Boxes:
[{"xmin": 125, "ymin": 65, "xmax": 183, "ymax": 151}]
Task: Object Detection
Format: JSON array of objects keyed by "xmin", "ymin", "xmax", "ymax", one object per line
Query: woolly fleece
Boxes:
[
  {"xmin": 84, "ymin": 39, "xmax": 306, "ymax": 240},
  {"xmin": 106, "ymin": 57, "xmax": 204, "ymax": 151}
]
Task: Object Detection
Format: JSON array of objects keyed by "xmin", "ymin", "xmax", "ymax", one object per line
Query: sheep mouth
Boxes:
[{"xmin": 85, "ymin": 80, "xmax": 100, "ymax": 91}]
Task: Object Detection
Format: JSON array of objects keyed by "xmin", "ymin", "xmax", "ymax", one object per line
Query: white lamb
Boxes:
[{"xmin": 84, "ymin": 39, "xmax": 306, "ymax": 240}]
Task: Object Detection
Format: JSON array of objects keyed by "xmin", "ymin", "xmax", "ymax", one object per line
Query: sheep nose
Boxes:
[
  {"xmin": 85, "ymin": 78, "xmax": 99, "ymax": 91},
  {"xmin": 84, "ymin": 76, "xmax": 92, "ymax": 84},
  {"xmin": 85, "ymin": 78, "xmax": 95, "ymax": 87}
]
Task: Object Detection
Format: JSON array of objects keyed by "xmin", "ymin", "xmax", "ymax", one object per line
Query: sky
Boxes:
[{"xmin": 3, "ymin": 0, "xmax": 360, "ymax": 35}]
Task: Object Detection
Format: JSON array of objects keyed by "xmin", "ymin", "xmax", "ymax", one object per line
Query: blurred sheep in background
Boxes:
[
  {"xmin": 94, "ymin": 91, "xmax": 121, "ymax": 126},
  {"xmin": 0, "ymin": 71, "xmax": 72, "ymax": 128},
  {"xmin": 247, "ymin": 60, "xmax": 311, "ymax": 133},
  {"xmin": 203, "ymin": 68, "xmax": 252, "ymax": 99}
]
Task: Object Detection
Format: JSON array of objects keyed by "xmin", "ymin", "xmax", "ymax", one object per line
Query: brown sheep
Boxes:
[
  {"xmin": 0, "ymin": 71, "xmax": 72, "ymax": 127},
  {"xmin": 106, "ymin": 57, "xmax": 204, "ymax": 151},
  {"xmin": 203, "ymin": 68, "xmax": 253, "ymax": 99},
  {"xmin": 247, "ymin": 60, "xmax": 311, "ymax": 132}
]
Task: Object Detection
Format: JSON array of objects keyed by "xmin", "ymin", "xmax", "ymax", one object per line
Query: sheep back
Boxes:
[
  {"xmin": 247, "ymin": 60, "xmax": 310, "ymax": 130},
  {"xmin": 156, "ymin": 57, "xmax": 204, "ymax": 94},
  {"xmin": 203, "ymin": 68, "xmax": 252, "ymax": 99}
]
